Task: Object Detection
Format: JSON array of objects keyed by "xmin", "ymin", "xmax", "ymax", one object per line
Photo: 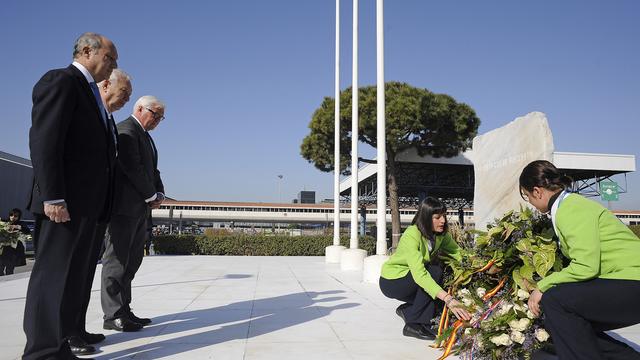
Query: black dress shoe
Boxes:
[
  {"xmin": 67, "ymin": 336, "xmax": 96, "ymax": 355},
  {"xmin": 103, "ymin": 317, "xmax": 143, "ymax": 332},
  {"xmin": 79, "ymin": 330, "xmax": 105, "ymax": 344},
  {"xmin": 128, "ymin": 311, "xmax": 152, "ymax": 326},
  {"xmin": 395, "ymin": 305, "xmax": 407, "ymax": 322},
  {"xmin": 402, "ymin": 323, "xmax": 436, "ymax": 340}
]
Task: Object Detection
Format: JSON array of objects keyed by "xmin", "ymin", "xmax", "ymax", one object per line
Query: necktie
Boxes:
[
  {"xmin": 146, "ymin": 131, "xmax": 157, "ymax": 166},
  {"xmin": 89, "ymin": 82, "xmax": 108, "ymax": 128}
]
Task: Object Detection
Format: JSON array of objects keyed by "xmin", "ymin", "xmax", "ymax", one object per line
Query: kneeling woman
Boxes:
[
  {"xmin": 521, "ymin": 160, "xmax": 640, "ymax": 360},
  {"xmin": 379, "ymin": 197, "xmax": 471, "ymax": 340}
]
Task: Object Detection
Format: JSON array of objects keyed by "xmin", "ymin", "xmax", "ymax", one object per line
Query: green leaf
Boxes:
[{"xmin": 533, "ymin": 252, "xmax": 554, "ymax": 278}]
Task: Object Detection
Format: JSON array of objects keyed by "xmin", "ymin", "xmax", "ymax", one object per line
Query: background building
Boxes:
[{"xmin": 0, "ymin": 151, "xmax": 33, "ymax": 220}]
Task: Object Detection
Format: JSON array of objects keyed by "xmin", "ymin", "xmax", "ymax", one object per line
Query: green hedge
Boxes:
[{"xmin": 152, "ymin": 234, "xmax": 376, "ymax": 256}]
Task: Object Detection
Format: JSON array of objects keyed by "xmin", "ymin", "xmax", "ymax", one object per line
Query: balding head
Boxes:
[
  {"xmin": 98, "ymin": 68, "xmax": 132, "ymax": 113},
  {"xmin": 72, "ymin": 32, "xmax": 118, "ymax": 83}
]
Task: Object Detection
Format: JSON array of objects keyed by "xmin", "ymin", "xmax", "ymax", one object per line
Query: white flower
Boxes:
[
  {"xmin": 513, "ymin": 303, "xmax": 526, "ymax": 313},
  {"xmin": 470, "ymin": 313, "xmax": 480, "ymax": 324},
  {"xmin": 462, "ymin": 297, "xmax": 474, "ymax": 307},
  {"xmin": 535, "ymin": 328, "xmax": 550, "ymax": 342},
  {"xmin": 476, "ymin": 287, "xmax": 487, "ymax": 298},
  {"xmin": 508, "ymin": 318, "xmax": 531, "ymax": 332},
  {"xmin": 490, "ymin": 333, "xmax": 513, "ymax": 346},
  {"xmin": 458, "ymin": 288, "xmax": 471, "ymax": 297},
  {"xmin": 476, "ymin": 338, "xmax": 484, "ymax": 349},
  {"xmin": 497, "ymin": 303, "xmax": 513, "ymax": 316},
  {"xmin": 510, "ymin": 331, "xmax": 525, "ymax": 344},
  {"xmin": 526, "ymin": 309, "xmax": 537, "ymax": 319},
  {"xmin": 464, "ymin": 328, "xmax": 472, "ymax": 335},
  {"xmin": 517, "ymin": 289, "xmax": 530, "ymax": 300}
]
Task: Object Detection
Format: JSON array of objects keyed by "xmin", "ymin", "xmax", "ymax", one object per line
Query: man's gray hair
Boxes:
[
  {"xmin": 134, "ymin": 95, "xmax": 165, "ymax": 110},
  {"xmin": 105, "ymin": 68, "xmax": 131, "ymax": 87},
  {"xmin": 73, "ymin": 32, "xmax": 104, "ymax": 59}
]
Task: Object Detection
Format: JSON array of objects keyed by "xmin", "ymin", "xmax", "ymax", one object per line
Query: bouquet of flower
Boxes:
[
  {"xmin": 0, "ymin": 220, "xmax": 31, "ymax": 255},
  {"xmin": 432, "ymin": 208, "xmax": 559, "ymax": 360}
]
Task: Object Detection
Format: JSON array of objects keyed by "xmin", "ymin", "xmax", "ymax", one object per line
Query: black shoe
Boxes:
[
  {"xmin": 395, "ymin": 305, "xmax": 407, "ymax": 322},
  {"xmin": 128, "ymin": 311, "xmax": 152, "ymax": 326},
  {"xmin": 67, "ymin": 336, "xmax": 96, "ymax": 355},
  {"xmin": 79, "ymin": 330, "xmax": 105, "ymax": 344},
  {"xmin": 402, "ymin": 323, "xmax": 436, "ymax": 340},
  {"xmin": 103, "ymin": 317, "xmax": 143, "ymax": 332}
]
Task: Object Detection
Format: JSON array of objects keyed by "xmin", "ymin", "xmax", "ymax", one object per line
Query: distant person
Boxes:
[
  {"xmin": 24, "ymin": 32, "xmax": 118, "ymax": 359},
  {"xmin": 101, "ymin": 96, "xmax": 165, "ymax": 332},
  {"xmin": 64, "ymin": 68, "xmax": 133, "ymax": 349},
  {"xmin": 0, "ymin": 208, "xmax": 29, "ymax": 276},
  {"xmin": 519, "ymin": 160, "xmax": 640, "ymax": 360},
  {"xmin": 379, "ymin": 197, "xmax": 471, "ymax": 340}
]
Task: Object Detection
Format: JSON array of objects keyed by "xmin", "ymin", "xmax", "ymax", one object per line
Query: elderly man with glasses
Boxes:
[{"xmin": 100, "ymin": 96, "xmax": 165, "ymax": 332}]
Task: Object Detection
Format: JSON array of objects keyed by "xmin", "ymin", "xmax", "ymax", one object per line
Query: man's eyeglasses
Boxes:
[{"xmin": 145, "ymin": 107, "xmax": 165, "ymax": 121}]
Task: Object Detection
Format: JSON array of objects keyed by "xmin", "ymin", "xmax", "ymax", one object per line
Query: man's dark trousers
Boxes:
[{"xmin": 101, "ymin": 212, "xmax": 148, "ymax": 319}]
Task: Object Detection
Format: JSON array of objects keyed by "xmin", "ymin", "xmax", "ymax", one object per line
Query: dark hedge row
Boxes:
[{"xmin": 151, "ymin": 234, "xmax": 376, "ymax": 256}]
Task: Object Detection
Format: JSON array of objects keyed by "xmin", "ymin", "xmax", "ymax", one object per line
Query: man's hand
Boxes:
[
  {"xmin": 528, "ymin": 289, "xmax": 543, "ymax": 317},
  {"xmin": 44, "ymin": 202, "xmax": 71, "ymax": 223},
  {"xmin": 149, "ymin": 192, "xmax": 165, "ymax": 209}
]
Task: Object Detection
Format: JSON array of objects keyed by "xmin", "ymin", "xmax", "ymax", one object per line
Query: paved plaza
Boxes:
[{"xmin": 1, "ymin": 256, "xmax": 639, "ymax": 359}]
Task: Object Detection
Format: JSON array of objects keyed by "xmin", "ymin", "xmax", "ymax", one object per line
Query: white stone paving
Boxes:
[{"xmin": 0, "ymin": 256, "xmax": 638, "ymax": 360}]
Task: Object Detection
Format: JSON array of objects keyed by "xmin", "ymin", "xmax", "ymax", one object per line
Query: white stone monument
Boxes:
[{"xmin": 472, "ymin": 112, "xmax": 554, "ymax": 230}]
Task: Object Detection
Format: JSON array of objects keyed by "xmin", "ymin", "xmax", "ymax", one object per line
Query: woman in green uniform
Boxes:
[
  {"xmin": 520, "ymin": 160, "xmax": 640, "ymax": 360},
  {"xmin": 379, "ymin": 197, "xmax": 471, "ymax": 340}
]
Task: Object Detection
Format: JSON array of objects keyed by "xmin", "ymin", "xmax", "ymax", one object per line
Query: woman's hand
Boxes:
[
  {"xmin": 528, "ymin": 289, "xmax": 543, "ymax": 317},
  {"xmin": 445, "ymin": 297, "xmax": 472, "ymax": 321}
]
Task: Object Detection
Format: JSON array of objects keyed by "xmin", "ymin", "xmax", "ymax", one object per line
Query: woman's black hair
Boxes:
[
  {"xmin": 9, "ymin": 208, "xmax": 22, "ymax": 219},
  {"xmin": 411, "ymin": 197, "xmax": 448, "ymax": 240},
  {"xmin": 519, "ymin": 160, "xmax": 573, "ymax": 199}
]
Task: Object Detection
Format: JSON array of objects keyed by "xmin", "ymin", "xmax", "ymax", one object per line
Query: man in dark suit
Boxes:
[
  {"xmin": 62, "ymin": 68, "xmax": 133, "ymax": 349},
  {"xmin": 24, "ymin": 32, "xmax": 118, "ymax": 360},
  {"xmin": 101, "ymin": 96, "xmax": 165, "ymax": 332}
]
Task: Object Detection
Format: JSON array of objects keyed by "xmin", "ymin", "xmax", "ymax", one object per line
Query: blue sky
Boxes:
[{"xmin": 1, "ymin": 1, "xmax": 638, "ymax": 209}]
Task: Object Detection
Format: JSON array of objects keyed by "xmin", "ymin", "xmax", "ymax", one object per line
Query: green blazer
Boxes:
[
  {"xmin": 538, "ymin": 194, "xmax": 640, "ymax": 292},
  {"xmin": 381, "ymin": 225, "xmax": 461, "ymax": 299}
]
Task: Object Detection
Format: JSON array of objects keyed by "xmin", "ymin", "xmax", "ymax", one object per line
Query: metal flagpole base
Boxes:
[
  {"xmin": 325, "ymin": 245, "xmax": 346, "ymax": 263},
  {"xmin": 340, "ymin": 248, "xmax": 368, "ymax": 271}
]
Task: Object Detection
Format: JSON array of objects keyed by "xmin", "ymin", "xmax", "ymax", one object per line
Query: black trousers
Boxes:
[
  {"xmin": 66, "ymin": 222, "xmax": 108, "ymax": 337},
  {"xmin": 101, "ymin": 213, "xmax": 148, "ymax": 320},
  {"xmin": 541, "ymin": 278, "xmax": 640, "ymax": 360},
  {"xmin": 379, "ymin": 263, "xmax": 443, "ymax": 325},
  {"xmin": 23, "ymin": 215, "xmax": 98, "ymax": 360}
]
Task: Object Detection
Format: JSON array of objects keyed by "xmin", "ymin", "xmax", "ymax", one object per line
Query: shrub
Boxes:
[
  {"xmin": 151, "ymin": 233, "xmax": 376, "ymax": 256},
  {"xmin": 153, "ymin": 235, "xmax": 198, "ymax": 255}
]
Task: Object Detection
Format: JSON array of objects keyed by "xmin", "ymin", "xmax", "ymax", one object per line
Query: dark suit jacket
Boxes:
[
  {"xmin": 28, "ymin": 65, "xmax": 116, "ymax": 220},
  {"xmin": 112, "ymin": 116, "xmax": 164, "ymax": 218}
]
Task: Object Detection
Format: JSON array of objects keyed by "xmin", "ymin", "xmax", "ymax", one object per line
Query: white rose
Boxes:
[
  {"xmin": 464, "ymin": 328, "xmax": 472, "ymax": 335},
  {"xmin": 508, "ymin": 318, "xmax": 531, "ymax": 332},
  {"xmin": 490, "ymin": 333, "xmax": 513, "ymax": 346},
  {"xmin": 458, "ymin": 288, "xmax": 471, "ymax": 297},
  {"xmin": 476, "ymin": 287, "xmax": 487, "ymax": 298},
  {"xmin": 535, "ymin": 328, "xmax": 550, "ymax": 342},
  {"xmin": 517, "ymin": 289, "xmax": 530, "ymax": 300},
  {"xmin": 526, "ymin": 309, "xmax": 537, "ymax": 319},
  {"xmin": 510, "ymin": 331, "xmax": 525, "ymax": 344},
  {"xmin": 462, "ymin": 297, "xmax": 474, "ymax": 307},
  {"xmin": 476, "ymin": 338, "xmax": 484, "ymax": 349},
  {"xmin": 513, "ymin": 303, "xmax": 526, "ymax": 313}
]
